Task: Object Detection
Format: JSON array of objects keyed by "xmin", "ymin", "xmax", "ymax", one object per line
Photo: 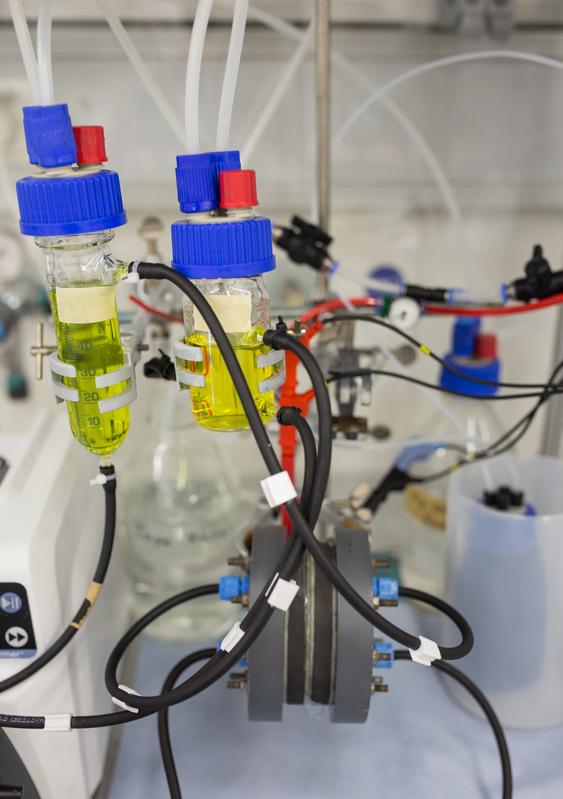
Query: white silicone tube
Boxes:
[
  {"xmin": 216, "ymin": 0, "xmax": 249, "ymax": 150},
  {"xmin": 8, "ymin": 0, "xmax": 40, "ymax": 103},
  {"xmin": 185, "ymin": 0, "xmax": 216, "ymax": 153},
  {"xmin": 37, "ymin": 0, "xmax": 55, "ymax": 104}
]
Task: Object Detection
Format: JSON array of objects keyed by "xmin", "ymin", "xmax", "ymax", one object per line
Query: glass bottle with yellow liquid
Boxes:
[
  {"xmin": 16, "ymin": 110, "xmax": 131, "ymax": 459},
  {"xmin": 171, "ymin": 159, "xmax": 284, "ymax": 431},
  {"xmin": 39, "ymin": 232, "xmax": 131, "ymax": 458}
]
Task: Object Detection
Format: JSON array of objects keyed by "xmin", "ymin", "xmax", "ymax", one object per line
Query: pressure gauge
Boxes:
[{"xmin": 388, "ymin": 297, "xmax": 420, "ymax": 329}]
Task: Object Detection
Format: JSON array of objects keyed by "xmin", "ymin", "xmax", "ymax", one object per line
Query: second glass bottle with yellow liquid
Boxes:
[
  {"xmin": 171, "ymin": 154, "xmax": 284, "ymax": 431},
  {"xmin": 16, "ymin": 106, "xmax": 132, "ymax": 458}
]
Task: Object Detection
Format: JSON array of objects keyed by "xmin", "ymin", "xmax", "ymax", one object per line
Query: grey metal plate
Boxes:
[
  {"xmin": 247, "ymin": 524, "xmax": 286, "ymax": 722},
  {"xmin": 331, "ymin": 526, "xmax": 373, "ymax": 724}
]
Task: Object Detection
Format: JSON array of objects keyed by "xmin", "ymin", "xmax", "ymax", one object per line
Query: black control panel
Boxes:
[{"xmin": 0, "ymin": 584, "xmax": 36, "ymax": 660}]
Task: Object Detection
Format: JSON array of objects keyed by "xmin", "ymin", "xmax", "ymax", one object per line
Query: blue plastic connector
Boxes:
[
  {"xmin": 175, "ymin": 150, "xmax": 241, "ymax": 213},
  {"xmin": 373, "ymin": 641, "xmax": 394, "ymax": 669},
  {"xmin": 219, "ymin": 574, "xmax": 250, "ymax": 601},
  {"xmin": 372, "ymin": 577, "xmax": 399, "ymax": 603},
  {"xmin": 22, "ymin": 104, "xmax": 77, "ymax": 168}
]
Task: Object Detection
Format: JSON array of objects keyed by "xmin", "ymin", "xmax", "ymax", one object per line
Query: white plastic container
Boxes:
[{"xmin": 445, "ymin": 455, "xmax": 563, "ymax": 728}]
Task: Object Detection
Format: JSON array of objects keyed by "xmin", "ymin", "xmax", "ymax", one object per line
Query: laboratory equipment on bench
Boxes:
[
  {"xmin": 15, "ymin": 106, "xmax": 134, "ymax": 458},
  {"xmin": 358, "ymin": 317, "xmax": 507, "ymax": 597},
  {"xmin": 220, "ymin": 524, "xmax": 395, "ymax": 721},
  {"xmin": 123, "ymin": 383, "xmax": 249, "ymax": 642},
  {"xmin": 445, "ymin": 455, "xmax": 563, "ymax": 729},
  {"xmin": 0, "ymin": 410, "xmax": 128, "ymax": 798},
  {"xmin": 171, "ymin": 154, "xmax": 284, "ymax": 431}
]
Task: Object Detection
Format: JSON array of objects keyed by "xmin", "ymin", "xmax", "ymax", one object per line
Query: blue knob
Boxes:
[
  {"xmin": 373, "ymin": 641, "xmax": 394, "ymax": 669},
  {"xmin": 219, "ymin": 575, "xmax": 250, "ymax": 601}
]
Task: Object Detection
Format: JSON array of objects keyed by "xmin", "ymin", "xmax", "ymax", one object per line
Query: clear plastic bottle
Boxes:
[
  {"xmin": 123, "ymin": 382, "xmax": 248, "ymax": 641},
  {"xmin": 171, "ymin": 156, "xmax": 283, "ymax": 432},
  {"xmin": 392, "ymin": 318, "xmax": 506, "ymax": 596}
]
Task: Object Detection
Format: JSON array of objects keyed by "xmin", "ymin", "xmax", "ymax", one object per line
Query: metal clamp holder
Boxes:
[
  {"xmin": 48, "ymin": 352, "xmax": 137, "ymax": 414},
  {"xmin": 174, "ymin": 339, "xmax": 205, "ymax": 391},
  {"xmin": 257, "ymin": 349, "xmax": 286, "ymax": 394}
]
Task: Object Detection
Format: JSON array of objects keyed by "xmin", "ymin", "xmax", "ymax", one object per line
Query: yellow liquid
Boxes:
[
  {"xmin": 50, "ymin": 290, "xmax": 130, "ymax": 457},
  {"xmin": 185, "ymin": 326, "xmax": 278, "ymax": 431}
]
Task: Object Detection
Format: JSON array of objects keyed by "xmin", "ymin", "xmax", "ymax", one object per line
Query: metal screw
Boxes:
[
  {"xmin": 227, "ymin": 672, "xmax": 247, "ymax": 690},
  {"xmin": 30, "ymin": 321, "xmax": 57, "ymax": 380},
  {"xmin": 227, "ymin": 555, "xmax": 250, "ymax": 570},
  {"xmin": 231, "ymin": 594, "xmax": 249, "ymax": 608},
  {"xmin": 372, "ymin": 650, "xmax": 392, "ymax": 663},
  {"xmin": 371, "ymin": 558, "xmax": 390, "ymax": 570},
  {"xmin": 371, "ymin": 678, "xmax": 389, "ymax": 694}
]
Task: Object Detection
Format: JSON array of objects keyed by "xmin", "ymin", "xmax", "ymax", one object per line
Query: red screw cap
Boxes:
[
  {"xmin": 219, "ymin": 169, "xmax": 258, "ymax": 209},
  {"xmin": 475, "ymin": 332, "xmax": 498, "ymax": 360},
  {"xmin": 73, "ymin": 126, "xmax": 107, "ymax": 164}
]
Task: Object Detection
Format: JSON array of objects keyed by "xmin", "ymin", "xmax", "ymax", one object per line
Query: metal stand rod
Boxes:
[
  {"xmin": 315, "ymin": 0, "xmax": 331, "ymax": 299},
  {"xmin": 541, "ymin": 305, "xmax": 563, "ymax": 455}
]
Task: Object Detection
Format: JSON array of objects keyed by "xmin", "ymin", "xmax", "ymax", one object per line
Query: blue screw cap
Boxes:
[
  {"xmin": 22, "ymin": 104, "xmax": 77, "ymax": 168},
  {"xmin": 439, "ymin": 319, "xmax": 500, "ymax": 398},
  {"xmin": 176, "ymin": 150, "xmax": 241, "ymax": 213},
  {"xmin": 16, "ymin": 170, "xmax": 127, "ymax": 237},
  {"xmin": 171, "ymin": 216, "xmax": 275, "ymax": 279},
  {"xmin": 372, "ymin": 577, "xmax": 399, "ymax": 603},
  {"xmin": 219, "ymin": 575, "xmax": 250, "ymax": 601}
]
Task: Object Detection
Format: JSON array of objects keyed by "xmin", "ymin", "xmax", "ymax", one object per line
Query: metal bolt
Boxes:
[
  {"xmin": 231, "ymin": 594, "xmax": 249, "ymax": 608},
  {"xmin": 371, "ymin": 558, "xmax": 390, "ymax": 570},
  {"xmin": 372, "ymin": 650, "xmax": 392, "ymax": 663},
  {"xmin": 371, "ymin": 678, "xmax": 389, "ymax": 694},
  {"xmin": 227, "ymin": 555, "xmax": 250, "ymax": 570},
  {"xmin": 227, "ymin": 672, "xmax": 247, "ymax": 690},
  {"xmin": 30, "ymin": 321, "xmax": 57, "ymax": 380}
]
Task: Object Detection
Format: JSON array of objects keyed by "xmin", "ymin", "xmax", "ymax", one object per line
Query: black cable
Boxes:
[
  {"xmin": 394, "ymin": 650, "xmax": 512, "ymax": 799},
  {"xmin": 417, "ymin": 360, "xmax": 563, "ymax": 484},
  {"xmin": 0, "ymin": 464, "xmax": 117, "ymax": 695},
  {"xmin": 264, "ymin": 325, "xmax": 473, "ymax": 661},
  {"xmin": 321, "ymin": 313, "xmax": 552, "ymax": 391},
  {"xmin": 277, "ymin": 406, "xmax": 317, "ymax": 517},
  {"xmin": 327, "ymin": 368, "xmax": 563, "ymax": 402},
  {"xmin": 158, "ymin": 648, "xmax": 215, "ymax": 799}
]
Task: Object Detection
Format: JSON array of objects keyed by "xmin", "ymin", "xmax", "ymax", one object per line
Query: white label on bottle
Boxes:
[
  {"xmin": 193, "ymin": 294, "xmax": 252, "ymax": 334},
  {"xmin": 56, "ymin": 286, "xmax": 115, "ymax": 324}
]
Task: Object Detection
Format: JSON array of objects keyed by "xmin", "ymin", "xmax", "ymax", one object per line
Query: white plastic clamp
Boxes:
[
  {"xmin": 111, "ymin": 684, "xmax": 141, "ymax": 714},
  {"xmin": 43, "ymin": 713, "xmax": 72, "ymax": 732},
  {"xmin": 266, "ymin": 575, "xmax": 300, "ymax": 612},
  {"xmin": 122, "ymin": 261, "xmax": 141, "ymax": 283},
  {"xmin": 89, "ymin": 472, "xmax": 117, "ymax": 487},
  {"xmin": 220, "ymin": 622, "xmax": 245, "ymax": 653},
  {"xmin": 409, "ymin": 636, "xmax": 441, "ymax": 667},
  {"xmin": 260, "ymin": 471, "xmax": 297, "ymax": 509}
]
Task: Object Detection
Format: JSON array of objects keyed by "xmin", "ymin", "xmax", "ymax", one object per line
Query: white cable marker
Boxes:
[
  {"xmin": 409, "ymin": 636, "xmax": 441, "ymax": 667},
  {"xmin": 266, "ymin": 577, "xmax": 300, "ymax": 612},
  {"xmin": 220, "ymin": 622, "xmax": 245, "ymax": 653},
  {"xmin": 89, "ymin": 472, "xmax": 117, "ymax": 487},
  {"xmin": 260, "ymin": 471, "xmax": 297, "ymax": 508},
  {"xmin": 44, "ymin": 714, "xmax": 72, "ymax": 732},
  {"xmin": 111, "ymin": 684, "xmax": 141, "ymax": 714}
]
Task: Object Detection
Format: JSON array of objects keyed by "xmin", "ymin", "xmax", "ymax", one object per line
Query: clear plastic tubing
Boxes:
[
  {"xmin": 335, "ymin": 50, "xmax": 563, "ymax": 149},
  {"xmin": 446, "ymin": 286, "xmax": 506, "ymax": 306},
  {"xmin": 216, "ymin": 0, "xmax": 249, "ymax": 150},
  {"xmin": 241, "ymin": 22, "xmax": 314, "ymax": 163},
  {"xmin": 445, "ymin": 455, "xmax": 563, "ymax": 728},
  {"xmin": 8, "ymin": 0, "xmax": 41, "ymax": 103},
  {"xmin": 97, "ymin": 0, "xmax": 184, "ymax": 145},
  {"xmin": 185, "ymin": 0, "xmax": 216, "ymax": 153},
  {"xmin": 37, "ymin": 0, "xmax": 55, "ymax": 104},
  {"xmin": 218, "ymin": 0, "xmax": 467, "ymax": 279}
]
